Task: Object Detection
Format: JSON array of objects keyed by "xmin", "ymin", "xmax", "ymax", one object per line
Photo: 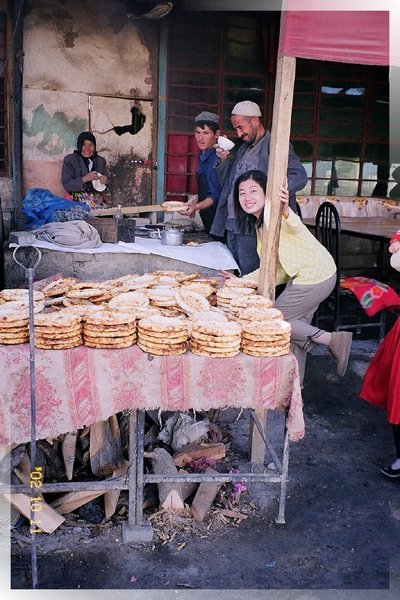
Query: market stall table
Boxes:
[{"xmin": 0, "ymin": 344, "xmax": 304, "ymax": 536}]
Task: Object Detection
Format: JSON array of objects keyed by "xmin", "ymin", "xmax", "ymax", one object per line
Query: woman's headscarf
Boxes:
[{"xmin": 77, "ymin": 131, "xmax": 97, "ymax": 155}]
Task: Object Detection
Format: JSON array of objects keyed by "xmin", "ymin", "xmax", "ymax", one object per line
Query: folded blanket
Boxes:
[
  {"xmin": 31, "ymin": 220, "xmax": 102, "ymax": 249},
  {"xmin": 340, "ymin": 276, "xmax": 400, "ymax": 316}
]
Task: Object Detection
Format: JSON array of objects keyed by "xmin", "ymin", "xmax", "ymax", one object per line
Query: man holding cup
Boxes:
[{"xmin": 210, "ymin": 100, "xmax": 308, "ymax": 275}]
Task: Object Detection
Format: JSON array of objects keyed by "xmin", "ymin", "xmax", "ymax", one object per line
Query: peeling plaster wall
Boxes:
[{"xmin": 22, "ymin": 0, "xmax": 158, "ymax": 207}]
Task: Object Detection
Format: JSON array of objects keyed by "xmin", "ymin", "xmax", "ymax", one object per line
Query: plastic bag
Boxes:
[{"xmin": 23, "ymin": 188, "xmax": 90, "ymax": 229}]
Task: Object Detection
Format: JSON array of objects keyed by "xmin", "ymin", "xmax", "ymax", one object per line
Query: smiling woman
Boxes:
[{"xmin": 232, "ymin": 169, "xmax": 353, "ymax": 385}]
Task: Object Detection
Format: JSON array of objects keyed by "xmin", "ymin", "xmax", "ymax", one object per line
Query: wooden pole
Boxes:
[
  {"xmin": 249, "ymin": 55, "xmax": 296, "ymax": 466},
  {"xmin": 258, "ymin": 55, "xmax": 296, "ymax": 301}
]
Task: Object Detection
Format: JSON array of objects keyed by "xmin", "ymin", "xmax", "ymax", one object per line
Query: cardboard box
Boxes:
[{"xmin": 86, "ymin": 217, "xmax": 136, "ymax": 244}]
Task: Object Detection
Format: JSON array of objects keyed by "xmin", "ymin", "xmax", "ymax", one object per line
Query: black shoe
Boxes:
[{"xmin": 379, "ymin": 465, "xmax": 400, "ymax": 479}]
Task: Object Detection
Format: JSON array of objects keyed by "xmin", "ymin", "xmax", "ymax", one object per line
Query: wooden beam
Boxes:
[{"xmin": 258, "ymin": 55, "xmax": 296, "ymax": 301}]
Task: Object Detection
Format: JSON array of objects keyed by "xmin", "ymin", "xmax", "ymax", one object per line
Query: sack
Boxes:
[{"xmin": 23, "ymin": 188, "xmax": 90, "ymax": 229}]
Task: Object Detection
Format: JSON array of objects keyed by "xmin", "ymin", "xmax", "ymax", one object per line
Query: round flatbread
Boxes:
[
  {"xmin": 0, "ymin": 289, "xmax": 45, "ymax": 303},
  {"xmin": 138, "ymin": 315, "xmax": 189, "ymax": 334},
  {"xmin": 224, "ymin": 278, "xmax": 258, "ymax": 290},
  {"xmin": 41, "ymin": 278, "xmax": 77, "ymax": 297},
  {"xmin": 138, "ymin": 331, "xmax": 188, "ymax": 344},
  {"xmin": 83, "ymin": 333, "xmax": 137, "ymax": 344},
  {"xmin": 84, "ymin": 311, "xmax": 137, "ymax": 326},
  {"xmin": 108, "ymin": 291, "xmax": 149, "ymax": 311},
  {"xmin": 175, "ymin": 290, "xmax": 210, "ymax": 315},
  {"xmin": 160, "ymin": 201, "xmax": 187, "ymax": 212},
  {"xmin": 180, "ymin": 282, "xmax": 215, "ymax": 297},
  {"xmin": 35, "ymin": 336, "xmax": 82, "ymax": 349},
  {"xmin": 137, "ymin": 342, "xmax": 187, "ymax": 356},
  {"xmin": 190, "ymin": 346, "xmax": 240, "ymax": 358},
  {"xmin": 34, "ymin": 312, "xmax": 81, "ymax": 328},
  {"xmin": 242, "ymin": 319, "xmax": 291, "ymax": 336},
  {"xmin": 192, "ymin": 321, "xmax": 242, "ymax": 337},
  {"xmin": 84, "ymin": 338, "xmax": 135, "ymax": 349}
]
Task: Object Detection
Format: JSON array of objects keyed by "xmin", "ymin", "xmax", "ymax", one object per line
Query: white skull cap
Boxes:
[{"xmin": 231, "ymin": 100, "xmax": 262, "ymax": 117}]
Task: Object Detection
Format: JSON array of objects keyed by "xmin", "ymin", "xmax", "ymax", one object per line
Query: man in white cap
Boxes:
[
  {"xmin": 179, "ymin": 111, "xmax": 223, "ymax": 237},
  {"xmin": 210, "ymin": 100, "xmax": 307, "ymax": 274}
]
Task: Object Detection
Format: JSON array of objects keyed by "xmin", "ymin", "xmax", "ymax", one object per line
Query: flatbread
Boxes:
[
  {"xmin": 83, "ymin": 334, "xmax": 137, "ymax": 344},
  {"xmin": 224, "ymin": 278, "xmax": 258, "ymax": 290},
  {"xmin": 138, "ymin": 331, "xmax": 188, "ymax": 344},
  {"xmin": 41, "ymin": 278, "xmax": 77, "ymax": 297},
  {"xmin": 84, "ymin": 338, "xmax": 135, "ymax": 349},
  {"xmin": 160, "ymin": 201, "xmax": 187, "ymax": 212},
  {"xmin": 34, "ymin": 312, "xmax": 81, "ymax": 328},
  {"xmin": 138, "ymin": 315, "xmax": 189, "ymax": 334},
  {"xmin": 84, "ymin": 311, "xmax": 137, "ymax": 326},
  {"xmin": 242, "ymin": 319, "xmax": 291, "ymax": 336},
  {"xmin": 190, "ymin": 346, "xmax": 240, "ymax": 358},
  {"xmin": 0, "ymin": 289, "xmax": 45, "ymax": 303},
  {"xmin": 175, "ymin": 290, "xmax": 210, "ymax": 315},
  {"xmin": 108, "ymin": 291, "xmax": 149, "ymax": 311},
  {"xmin": 137, "ymin": 342, "xmax": 187, "ymax": 355},
  {"xmin": 191, "ymin": 322, "xmax": 242, "ymax": 337}
]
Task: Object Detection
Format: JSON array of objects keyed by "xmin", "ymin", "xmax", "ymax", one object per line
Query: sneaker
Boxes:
[
  {"xmin": 379, "ymin": 465, "xmax": 400, "ymax": 479},
  {"xmin": 328, "ymin": 331, "xmax": 353, "ymax": 377}
]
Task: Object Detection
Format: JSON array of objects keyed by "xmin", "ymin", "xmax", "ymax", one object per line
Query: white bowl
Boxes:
[{"xmin": 217, "ymin": 136, "xmax": 235, "ymax": 151}]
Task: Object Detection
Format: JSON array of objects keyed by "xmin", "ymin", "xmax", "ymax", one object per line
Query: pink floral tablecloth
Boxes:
[{"xmin": 0, "ymin": 344, "xmax": 304, "ymax": 447}]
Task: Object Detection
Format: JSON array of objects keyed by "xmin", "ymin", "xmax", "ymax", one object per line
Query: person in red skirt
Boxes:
[{"xmin": 360, "ymin": 229, "xmax": 400, "ymax": 479}]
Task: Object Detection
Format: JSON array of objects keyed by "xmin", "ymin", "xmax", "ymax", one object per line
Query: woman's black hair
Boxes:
[{"xmin": 233, "ymin": 169, "xmax": 267, "ymax": 228}]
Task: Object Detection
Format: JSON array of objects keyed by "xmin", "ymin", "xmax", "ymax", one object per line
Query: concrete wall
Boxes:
[{"xmin": 22, "ymin": 0, "xmax": 159, "ymax": 208}]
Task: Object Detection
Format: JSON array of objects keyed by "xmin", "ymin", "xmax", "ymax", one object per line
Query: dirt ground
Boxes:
[{"xmin": 5, "ymin": 339, "xmax": 400, "ymax": 597}]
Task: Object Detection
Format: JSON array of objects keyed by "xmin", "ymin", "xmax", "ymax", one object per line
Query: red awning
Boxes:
[{"xmin": 279, "ymin": 8, "xmax": 390, "ymax": 66}]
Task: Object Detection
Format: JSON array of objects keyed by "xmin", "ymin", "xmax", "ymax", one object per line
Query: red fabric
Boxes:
[
  {"xmin": 279, "ymin": 6, "xmax": 392, "ymax": 66},
  {"xmin": 360, "ymin": 318, "xmax": 400, "ymax": 424},
  {"xmin": 340, "ymin": 276, "xmax": 400, "ymax": 316},
  {"xmin": 390, "ymin": 230, "xmax": 400, "ymax": 246}
]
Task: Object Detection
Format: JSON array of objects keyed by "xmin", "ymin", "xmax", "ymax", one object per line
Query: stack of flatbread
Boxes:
[
  {"xmin": 63, "ymin": 282, "xmax": 110, "ymax": 307},
  {"xmin": 83, "ymin": 311, "xmax": 137, "ymax": 349},
  {"xmin": 224, "ymin": 277, "xmax": 258, "ymax": 291},
  {"xmin": 215, "ymin": 285, "xmax": 256, "ymax": 313},
  {"xmin": 0, "ymin": 289, "xmax": 45, "ymax": 317},
  {"xmin": 108, "ymin": 290, "xmax": 150, "ymax": 314},
  {"xmin": 0, "ymin": 304, "xmax": 30, "ymax": 345},
  {"xmin": 190, "ymin": 321, "xmax": 242, "ymax": 358},
  {"xmin": 241, "ymin": 319, "xmax": 291, "ymax": 357},
  {"xmin": 41, "ymin": 277, "xmax": 77, "ymax": 307},
  {"xmin": 34, "ymin": 311, "xmax": 83, "ymax": 349},
  {"xmin": 228, "ymin": 294, "xmax": 273, "ymax": 319},
  {"xmin": 137, "ymin": 315, "xmax": 189, "ymax": 355}
]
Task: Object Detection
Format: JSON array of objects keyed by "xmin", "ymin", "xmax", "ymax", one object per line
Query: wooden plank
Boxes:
[
  {"xmin": 258, "ymin": 55, "xmax": 296, "ymax": 301},
  {"xmin": 248, "ymin": 408, "xmax": 267, "ymax": 466},
  {"xmin": 190, "ymin": 467, "xmax": 222, "ymax": 522},
  {"xmin": 144, "ymin": 447, "xmax": 184, "ymax": 511},
  {"xmin": 50, "ymin": 490, "xmax": 106, "ymax": 514},
  {"xmin": 91, "ymin": 204, "xmax": 165, "ymax": 217},
  {"xmin": 172, "ymin": 443, "xmax": 226, "ymax": 468},
  {"xmin": 61, "ymin": 431, "xmax": 77, "ymax": 481},
  {"xmin": 90, "ymin": 416, "xmax": 125, "ymax": 478},
  {"xmin": 4, "ymin": 493, "xmax": 65, "ymax": 533}
]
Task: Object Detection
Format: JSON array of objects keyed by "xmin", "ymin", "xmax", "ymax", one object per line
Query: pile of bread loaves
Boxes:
[{"xmin": 0, "ymin": 270, "xmax": 291, "ymax": 357}]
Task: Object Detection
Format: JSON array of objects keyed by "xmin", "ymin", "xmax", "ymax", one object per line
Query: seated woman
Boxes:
[
  {"xmin": 61, "ymin": 131, "xmax": 110, "ymax": 208},
  {"xmin": 232, "ymin": 169, "xmax": 353, "ymax": 383}
]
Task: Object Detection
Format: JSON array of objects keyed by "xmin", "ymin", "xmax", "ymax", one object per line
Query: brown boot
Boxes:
[{"xmin": 328, "ymin": 331, "xmax": 353, "ymax": 377}]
